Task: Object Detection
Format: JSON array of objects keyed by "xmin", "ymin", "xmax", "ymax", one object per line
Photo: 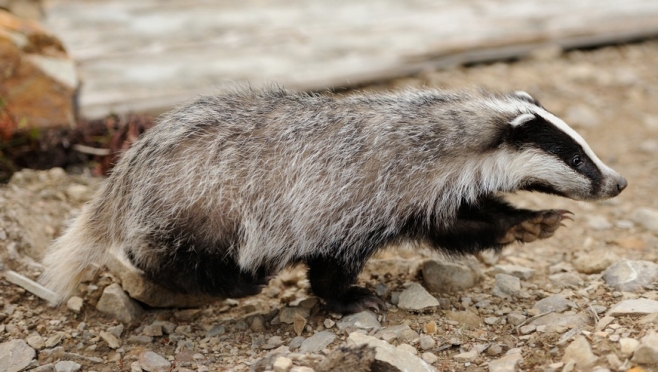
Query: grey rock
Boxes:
[
  {"xmin": 288, "ymin": 336, "xmax": 305, "ymax": 350},
  {"xmin": 587, "ymin": 215, "xmax": 612, "ymax": 230},
  {"xmin": 572, "ymin": 250, "xmax": 619, "ymax": 274},
  {"xmin": 619, "ymin": 338, "xmax": 640, "ymax": 356},
  {"xmin": 336, "ymin": 311, "xmax": 381, "ymax": 331},
  {"xmin": 373, "ymin": 324, "xmax": 413, "ymax": 342},
  {"xmin": 492, "ymin": 274, "xmax": 521, "ymax": 299},
  {"xmin": 279, "ymin": 307, "xmax": 310, "ymax": 324},
  {"xmin": 519, "ymin": 325, "xmax": 536, "ymax": 335},
  {"xmin": 632, "ymin": 208, "xmax": 658, "ymax": 233},
  {"xmin": 488, "ymin": 349, "xmax": 523, "ymax": 372},
  {"xmin": 261, "ymin": 336, "xmax": 285, "ymax": 350},
  {"xmin": 142, "ymin": 324, "xmax": 163, "ymax": 337},
  {"xmin": 45, "ymin": 333, "xmax": 63, "ymax": 348},
  {"xmin": 26, "ymin": 332, "xmax": 45, "ymax": 350},
  {"xmin": 422, "ymin": 352, "xmax": 438, "ymax": 364},
  {"xmin": 139, "ymin": 351, "xmax": 171, "ymax": 372},
  {"xmin": 0, "ymin": 339, "xmax": 36, "ymax": 372},
  {"xmin": 100, "ymin": 331, "xmax": 122, "ymax": 349},
  {"xmin": 66, "ymin": 296, "xmax": 83, "ymax": 313},
  {"xmin": 107, "ymin": 324, "xmax": 124, "ymax": 338},
  {"xmin": 507, "ymin": 312, "xmax": 526, "ymax": 326},
  {"xmin": 33, "ymin": 364, "xmax": 56, "ymax": 372},
  {"xmin": 96, "ymin": 283, "xmax": 144, "ymax": 325},
  {"xmin": 346, "ymin": 332, "xmax": 436, "ymax": 372},
  {"xmin": 632, "ymin": 331, "xmax": 658, "ymax": 365},
  {"xmin": 562, "ymin": 336, "xmax": 598, "ymax": 369},
  {"xmin": 602, "ymin": 260, "xmax": 658, "ymax": 292},
  {"xmin": 533, "ymin": 295, "xmax": 575, "ymax": 313},
  {"xmin": 484, "ymin": 316, "xmax": 500, "ymax": 325},
  {"xmin": 608, "ymin": 299, "xmax": 658, "ymax": 316},
  {"xmin": 398, "ymin": 283, "xmax": 440, "ymax": 311},
  {"xmin": 205, "ymin": 325, "xmax": 225, "ymax": 337},
  {"xmin": 548, "ymin": 272, "xmax": 584, "ymax": 288},
  {"xmin": 529, "ymin": 313, "xmax": 591, "ymax": 328},
  {"xmin": 444, "ymin": 310, "xmax": 483, "ymax": 329},
  {"xmin": 299, "ymin": 331, "xmax": 336, "ymax": 353},
  {"xmin": 127, "ymin": 335, "xmax": 155, "ymax": 344},
  {"xmin": 419, "ymin": 335, "xmax": 435, "ymax": 350},
  {"xmin": 454, "ymin": 349, "xmax": 478, "ymax": 362},
  {"xmin": 489, "ymin": 264, "xmax": 535, "ymax": 280},
  {"xmin": 375, "ymin": 283, "xmax": 388, "ymax": 297},
  {"xmin": 422, "ymin": 260, "xmax": 478, "ymax": 293},
  {"xmin": 54, "ymin": 361, "xmax": 81, "ymax": 372}
]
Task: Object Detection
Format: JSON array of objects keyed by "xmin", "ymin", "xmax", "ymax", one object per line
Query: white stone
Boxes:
[
  {"xmin": 346, "ymin": 332, "xmax": 436, "ymax": 372},
  {"xmin": 562, "ymin": 336, "xmax": 598, "ymax": 369},
  {"xmin": 632, "ymin": 208, "xmax": 658, "ymax": 233},
  {"xmin": 454, "ymin": 348, "xmax": 478, "ymax": 362},
  {"xmin": 488, "ymin": 350, "xmax": 523, "ymax": 372},
  {"xmin": 336, "ymin": 311, "xmax": 381, "ymax": 331},
  {"xmin": 139, "ymin": 351, "xmax": 171, "ymax": 372},
  {"xmin": 55, "ymin": 361, "xmax": 81, "ymax": 372},
  {"xmin": 632, "ymin": 331, "xmax": 658, "ymax": 365},
  {"xmin": 0, "ymin": 339, "xmax": 36, "ymax": 372},
  {"xmin": 273, "ymin": 356, "xmax": 293, "ymax": 372},
  {"xmin": 299, "ymin": 331, "xmax": 336, "ymax": 353},
  {"xmin": 397, "ymin": 283, "xmax": 440, "ymax": 311},
  {"xmin": 602, "ymin": 260, "xmax": 658, "ymax": 292},
  {"xmin": 100, "ymin": 331, "xmax": 122, "ymax": 349},
  {"xmin": 489, "ymin": 264, "xmax": 535, "ymax": 280},
  {"xmin": 607, "ymin": 299, "xmax": 658, "ymax": 316},
  {"xmin": 66, "ymin": 296, "xmax": 84, "ymax": 313},
  {"xmin": 492, "ymin": 274, "xmax": 520, "ymax": 299},
  {"xmin": 619, "ymin": 337, "xmax": 640, "ymax": 356}
]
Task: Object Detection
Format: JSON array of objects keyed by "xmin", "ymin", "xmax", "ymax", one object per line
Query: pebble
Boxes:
[
  {"xmin": 96, "ymin": 283, "xmax": 144, "ymax": 325},
  {"xmin": 299, "ymin": 331, "xmax": 336, "ymax": 353},
  {"xmin": 290, "ymin": 368, "xmax": 314, "ymax": 372},
  {"xmin": 631, "ymin": 331, "xmax": 658, "ymax": 365},
  {"xmin": 279, "ymin": 307, "xmax": 311, "ymax": 324},
  {"xmin": 336, "ymin": 311, "xmax": 381, "ymax": 331},
  {"xmin": 607, "ymin": 298, "xmax": 658, "ymax": 316},
  {"xmin": 273, "ymin": 356, "xmax": 293, "ymax": 372},
  {"xmin": 397, "ymin": 283, "xmax": 440, "ymax": 311},
  {"xmin": 487, "ymin": 344, "xmax": 503, "ymax": 356},
  {"xmin": 127, "ymin": 335, "xmax": 154, "ymax": 344},
  {"xmin": 293, "ymin": 314, "xmax": 306, "ymax": 336},
  {"xmin": 492, "ymin": 274, "xmax": 521, "ymax": 299},
  {"xmin": 562, "ymin": 336, "xmax": 597, "ymax": 369},
  {"xmin": 107, "ymin": 324, "xmax": 124, "ymax": 338},
  {"xmin": 421, "ymin": 260, "xmax": 479, "ymax": 293},
  {"xmin": 374, "ymin": 283, "xmax": 388, "ymax": 297},
  {"xmin": 587, "ymin": 215, "xmax": 612, "ymax": 230},
  {"xmin": 289, "ymin": 336, "xmax": 305, "ymax": 350},
  {"xmin": 0, "ymin": 339, "xmax": 36, "ymax": 372},
  {"xmin": 520, "ymin": 325, "xmax": 536, "ymax": 335},
  {"xmin": 454, "ymin": 348, "xmax": 478, "ymax": 362},
  {"xmin": 45, "ymin": 333, "xmax": 63, "ymax": 348},
  {"xmin": 323, "ymin": 318, "xmax": 335, "ymax": 329},
  {"xmin": 54, "ymin": 361, "xmax": 81, "ymax": 372},
  {"xmin": 26, "ymin": 332, "xmax": 45, "ymax": 350},
  {"xmin": 205, "ymin": 325, "xmax": 225, "ymax": 337},
  {"xmin": 66, "ymin": 296, "xmax": 83, "ymax": 313},
  {"xmin": 33, "ymin": 364, "xmax": 56, "ymax": 372},
  {"xmin": 346, "ymin": 332, "xmax": 435, "ymax": 372},
  {"xmin": 572, "ymin": 250, "xmax": 618, "ymax": 274},
  {"xmin": 507, "ymin": 312, "xmax": 526, "ymax": 326},
  {"xmin": 444, "ymin": 310, "xmax": 483, "ymax": 329},
  {"xmin": 533, "ymin": 295, "xmax": 574, "ymax": 313},
  {"xmin": 529, "ymin": 313, "xmax": 590, "ymax": 329},
  {"xmin": 419, "ymin": 335, "xmax": 435, "ymax": 350},
  {"xmin": 100, "ymin": 330, "xmax": 122, "ymax": 349},
  {"xmin": 397, "ymin": 343, "xmax": 418, "ymax": 355},
  {"xmin": 142, "ymin": 324, "xmax": 163, "ymax": 337},
  {"xmin": 619, "ymin": 337, "xmax": 640, "ymax": 356},
  {"xmin": 488, "ymin": 349, "xmax": 523, "ymax": 372},
  {"xmin": 261, "ymin": 336, "xmax": 285, "ymax": 350},
  {"xmin": 548, "ymin": 272, "xmax": 584, "ymax": 288},
  {"xmin": 139, "ymin": 351, "xmax": 171, "ymax": 372},
  {"xmin": 632, "ymin": 208, "xmax": 658, "ymax": 233},
  {"xmin": 421, "ymin": 351, "xmax": 438, "ymax": 364},
  {"xmin": 602, "ymin": 260, "xmax": 658, "ymax": 292},
  {"xmin": 639, "ymin": 311, "xmax": 658, "ymax": 325},
  {"xmin": 488, "ymin": 264, "xmax": 535, "ymax": 280}
]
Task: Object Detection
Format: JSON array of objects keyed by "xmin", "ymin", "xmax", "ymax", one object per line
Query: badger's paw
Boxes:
[
  {"xmin": 324, "ymin": 286, "xmax": 387, "ymax": 315},
  {"xmin": 498, "ymin": 209, "xmax": 573, "ymax": 244}
]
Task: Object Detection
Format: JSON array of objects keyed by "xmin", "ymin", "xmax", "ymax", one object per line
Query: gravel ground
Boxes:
[{"xmin": 1, "ymin": 41, "xmax": 658, "ymax": 372}]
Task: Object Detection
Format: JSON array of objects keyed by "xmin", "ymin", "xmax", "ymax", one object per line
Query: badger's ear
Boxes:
[
  {"xmin": 509, "ymin": 113, "xmax": 536, "ymax": 127},
  {"xmin": 513, "ymin": 91, "xmax": 541, "ymax": 106}
]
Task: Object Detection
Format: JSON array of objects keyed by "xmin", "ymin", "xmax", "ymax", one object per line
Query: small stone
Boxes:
[
  {"xmin": 346, "ymin": 332, "xmax": 434, "ymax": 372},
  {"xmin": 300, "ymin": 331, "xmax": 336, "ymax": 353},
  {"xmin": 619, "ymin": 338, "xmax": 640, "ymax": 356},
  {"xmin": 323, "ymin": 319, "xmax": 335, "ymax": 329},
  {"xmin": 487, "ymin": 344, "xmax": 503, "ymax": 356},
  {"xmin": 139, "ymin": 351, "xmax": 171, "ymax": 372},
  {"xmin": 492, "ymin": 274, "xmax": 520, "ymax": 299},
  {"xmin": 26, "ymin": 332, "xmax": 45, "ymax": 350},
  {"xmin": 397, "ymin": 343, "xmax": 417, "ymax": 355},
  {"xmin": 289, "ymin": 336, "xmax": 305, "ymax": 350},
  {"xmin": 533, "ymin": 295, "xmax": 574, "ymax": 313},
  {"xmin": 96, "ymin": 283, "xmax": 144, "ymax": 326},
  {"xmin": 107, "ymin": 324, "xmax": 124, "ymax": 338},
  {"xmin": 444, "ymin": 310, "xmax": 483, "ymax": 329},
  {"xmin": 142, "ymin": 324, "xmax": 163, "ymax": 337},
  {"xmin": 587, "ymin": 215, "xmax": 612, "ymax": 231},
  {"xmin": 602, "ymin": 260, "xmax": 658, "ymax": 292},
  {"xmin": 484, "ymin": 316, "xmax": 500, "ymax": 325},
  {"xmin": 519, "ymin": 325, "xmax": 536, "ymax": 335},
  {"xmin": 45, "ymin": 333, "xmax": 64, "ymax": 348},
  {"xmin": 422, "ymin": 352, "xmax": 438, "ymax": 364},
  {"xmin": 507, "ymin": 312, "xmax": 526, "ymax": 326},
  {"xmin": 572, "ymin": 250, "xmax": 619, "ymax": 274},
  {"xmin": 562, "ymin": 336, "xmax": 598, "ymax": 369},
  {"xmin": 632, "ymin": 331, "xmax": 658, "ymax": 365},
  {"xmin": 290, "ymin": 368, "xmax": 314, "ymax": 372},
  {"xmin": 279, "ymin": 307, "xmax": 311, "ymax": 324},
  {"xmin": 398, "ymin": 328, "xmax": 420, "ymax": 343},
  {"xmin": 488, "ymin": 350, "xmax": 523, "ymax": 372},
  {"xmin": 130, "ymin": 361, "xmax": 142, "ymax": 372},
  {"xmin": 548, "ymin": 272, "xmax": 584, "ymax": 288},
  {"xmin": 298, "ymin": 297, "xmax": 319, "ymax": 309},
  {"xmin": 54, "ymin": 361, "xmax": 81, "ymax": 372},
  {"xmin": 293, "ymin": 314, "xmax": 306, "ymax": 336},
  {"xmin": 607, "ymin": 299, "xmax": 658, "ymax": 316},
  {"xmin": 100, "ymin": 331, "xmax": 122, "ymax": 349},
  {"xmin": 205, "ymin": 325, "xmax": 225, "ymax": 337},
  {"xmin": 422, "ymin": 260, "xmax": 479, "ymax": 293},
  {"xmin": 273, "ymin": 356, "xmax": 293, "ymax": 372},
  {"xmin": 33, "ymin": 364, "xmax": 56, "ymax": 372},
  {"xmin": 336, "ymin": 311, "xmax": 381, "ymax": 331},
  {"xmin": 529, "ymin": 313, "xmax": 591, "ymax": 328},
  {"xmin": 0, "ymin": 339, "xmax": 36, "ymax": 372},
  {"xmin": 397, "ymin": 283, "xmax": 440, "ymax": 311},
  {"xmin": 454, "ymin": 348, "xmax": 478, "ymax": 362},
  {"xmin": 66, "ymin": 296, "xmax": 83, "ymax": 313},
  {"xmin": 127, "ymin": 335, "xmax": 154, "ymax": 344},
  {"xmin": 639, "ymin": 311, "xmax": 658, "ymax": 325},
  {"xmin": 489, "ymin": 264, "xmax": 535, "ymax": 280},
  {"xmin": 375, "ymin": 283, "xmax": 388, "ymax": 297},
  {"xmin": 262, "ymin": 336, "xmax": 284, "ymax": 350},
  {"xmin": 632, "ymin": 208, "xmax": 658, "ymax": 233},
  {"xmin": 419, "ymin": 335, "xmax": 435, "ymax": 350}
]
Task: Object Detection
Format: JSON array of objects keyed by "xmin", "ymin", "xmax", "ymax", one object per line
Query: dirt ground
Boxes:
[{"xmin": 1, "ymin": 40, "xmax": 658, "ymax": 371}]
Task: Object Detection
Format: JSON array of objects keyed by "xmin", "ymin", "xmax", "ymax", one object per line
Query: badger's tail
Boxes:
[{"xmin": 40, "ymin": 205, "xmax": 113, "ymax": 305}]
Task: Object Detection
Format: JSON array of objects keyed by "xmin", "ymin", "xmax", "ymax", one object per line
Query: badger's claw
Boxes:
[
  {"xmin": 498, "ymin": 209, "xmax": 573, "ymax": 244},
  {"xmin": 324, "ymin": 286, "xmax": 387, "ymax": 314}
]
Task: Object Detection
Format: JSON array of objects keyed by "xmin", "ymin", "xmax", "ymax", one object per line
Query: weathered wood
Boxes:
[{"xmin": 43, "ymin": 0, "xmax": 658, "ymax": 119}]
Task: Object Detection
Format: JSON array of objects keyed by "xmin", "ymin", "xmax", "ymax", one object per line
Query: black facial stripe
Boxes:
[{"xmin": 509, "ymin": 116, "xmax": 604, "ymax": 195}]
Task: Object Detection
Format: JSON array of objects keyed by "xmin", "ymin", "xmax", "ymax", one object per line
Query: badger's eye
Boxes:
[{"xmin": 572, "ymin": 155, "xmax": 582, "ymax": 167}]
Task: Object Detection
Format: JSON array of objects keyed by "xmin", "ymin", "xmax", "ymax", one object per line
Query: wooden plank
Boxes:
[{"xmin": 43, "ymin": 0, "xmax": 658, "ymax": 118}]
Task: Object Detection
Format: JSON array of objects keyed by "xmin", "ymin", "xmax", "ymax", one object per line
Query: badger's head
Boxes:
[{"xmin": 495, "ymin": 91, "xmax": 626, "ymax": 201}]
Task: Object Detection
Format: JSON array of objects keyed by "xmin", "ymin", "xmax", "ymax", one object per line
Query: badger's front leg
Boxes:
[
  {"xmin": 306, "ymin": 255, "xmax": 386, "ymax": 314},
  {"xmin": 432, "ymin": 196, "xmax": 572, "ymax": 253}
]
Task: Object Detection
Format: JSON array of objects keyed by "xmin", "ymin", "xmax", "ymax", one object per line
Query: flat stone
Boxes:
[
  {"xmin": 422, "ymin": 352, "xmax": 438, "ymax": 364},
  {"xmin": 454, "ymin": 348, "xmax": 478, "ymax": 362},
  {"xmin": 288, "ymin": 336, "xmax": 305, "ymax": 351},
  {"xmin": 562, "ymin": 336, "xmax": 598, "ymax": 369},
  {"xmin": 45, "ymin": 333, "xmax": 63, "ymax": 348},
  {"xmin": 205, "ymin": 325, "xmax": 225, "ymax": 337},
  {"xmin": 492, "ymin": 274, "xmax": 521, "ymax": 299},
  {"xmin": 346, "ymin": 332, "xmax": 436, "ymax": 372},
  {"xmin": 572, "ymin": 250, "xmax": 619, "ymax": 274},
  {"xmin": 488, "ymin": 264, "xmax": 535, "ymax": 280},
  {"xmin": 444, "ymin": 310, "xmax": 483, "ymax": 329},
  {"xmin": 548, "ymin": 272, "xmax": 584, "ymax": 288},
  {"xmin": 0, "ymin": 339, "xmax": 36, "ymax": 372},
  {"xmin": 533, "ymin": 295, "xmax": 575, "ymax": 313},
  {"xmin": 488, "ymin": 349, "xmax": 523, "ymax": 372},
  {"xmin": 639, "ymin": 311, "xmax": 658, "ymax": 325},
  {"xmin": 139, "ymin": 351, "xmax": 171, "ymax": 372},
  {"xmin": 632, "ymin": 208, "xmax": 658, "ymax": 233},
  {"xmin": 96, "ymin": 283, "xmax": 144, "ymax": 326},
  {"xmin": 397, "ymin": 343, "xmax": 418, "ymax": 355},
  {"xmin": 619, "ymin": 338, "xmax": 640, "ymax": 356},
  {"xmin": 602, "ymin": 260, "xmax": 658, "ymax": 292},
  {"xmin": 107, "ymin": 324, "xmax": 124, "ymax": 338},
  {"xmin": 336, "ymin": 311, "xmax": 381, "ymax": 331},
  {"xmin": 54, "ymin": 361, "xmax": 81, "ymax": 372},
  {"xmin": 422, "ymin": 260, "xmax": 479, "ymax": 293},
  {"xmin": 142, "ymin": 324, "xmax": 163, "ymax": 337},
  {"xmin": 279, "ymin": 307, "xmax": 311, "ymax": 324},
  {"xmin": 529, "ymin": 313, "xmax": 591, "ymax": 328},
  {"xmin": 299, "ymin": 331, "xmax": 336, "ymax": 353},
  {"xmin": 100, "ymin": 331, "xmax": 122, "ymax": 349},
  {"xmin": 397, "ymin": 283, "xmax": 440, "ymax": 311},
  {"xmin": 173, "ymin": 309, "xmax": 202, "ymax": 321},
  {"xmin": 607, "ymin": 299, "xmax": 658, "ymax": 316},
  {"xmin": 632, "ymin": 331, "xmax": 658, "ymax": 365},
  {"xmin": 261, "ymin": 336, "xmax": 285, "ymax": 350},
  {"xmin": 26, "ymin": 332, "xmax": 45, "ymax": 350}
]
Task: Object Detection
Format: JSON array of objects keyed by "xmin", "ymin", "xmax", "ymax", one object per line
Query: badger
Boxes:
[{"xmin": 41, "ymin": 87, "xmax": 627, "ymax": 314}]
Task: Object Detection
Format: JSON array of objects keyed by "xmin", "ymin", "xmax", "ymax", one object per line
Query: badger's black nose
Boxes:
[{"xmin": 617, "ymin": 177, "xmax": 628, "ymax": 192}]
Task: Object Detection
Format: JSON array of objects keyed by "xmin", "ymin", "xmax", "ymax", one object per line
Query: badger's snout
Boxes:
[{"xmin": 601, "ymin": 173, "xmax": 627, "ymax": 199}]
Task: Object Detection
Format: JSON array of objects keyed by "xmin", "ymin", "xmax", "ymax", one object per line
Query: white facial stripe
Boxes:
[
  {"xmin": 510, "ymin": 113, "xmax": 535, "ymax": 127},
  {"xmin": 534, "ymin": 108, "xmax": 616, "ymax": 176}
]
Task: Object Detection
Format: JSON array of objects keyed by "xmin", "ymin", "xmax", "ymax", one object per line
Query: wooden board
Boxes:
[{"xmin": 43, "ymin": 0, "xmax": 658, "ymax": 119}]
